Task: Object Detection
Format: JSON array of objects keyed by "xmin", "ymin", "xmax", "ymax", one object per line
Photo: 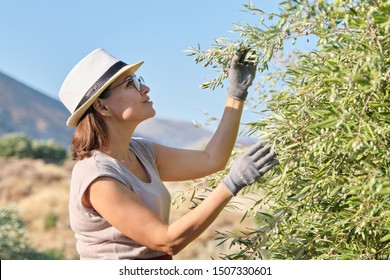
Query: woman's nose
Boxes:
[{"xmin": 140, "ymin": 84, "xmax": 150, "ymax": 95}]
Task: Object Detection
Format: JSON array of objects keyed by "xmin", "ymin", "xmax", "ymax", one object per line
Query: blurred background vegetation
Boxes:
[
  {"xmin": 0, "ymin": 207, "xmax": 64, "ymax": 259},
  {"xmin": 0, "ymin": 133, "xmax": 68, "ymax": 163},
  {"xmin": 0, "ymin": 133, "xmax": 70, "ymax": 259}
]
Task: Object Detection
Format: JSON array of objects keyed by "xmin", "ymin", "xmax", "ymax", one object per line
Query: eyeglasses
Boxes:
[{"xmin": 106, "ymin": 75, "xmax": 145, "ymax": 93}]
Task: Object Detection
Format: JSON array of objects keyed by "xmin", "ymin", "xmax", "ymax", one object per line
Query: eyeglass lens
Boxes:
[{"xmin": 134, "ymin": 76, "xmax": 144, "ymax": 92}]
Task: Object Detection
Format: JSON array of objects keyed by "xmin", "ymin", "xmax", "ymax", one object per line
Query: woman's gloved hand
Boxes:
[
  {"xmin": 227, "ymin": 49, "xmax": 257, "ymax": 101},
  {"xmin": 222, "ymin": 141, "xmax": 278, "ymax": 196}
]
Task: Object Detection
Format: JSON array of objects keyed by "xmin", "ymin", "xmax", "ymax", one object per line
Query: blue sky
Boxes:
[{"xmin": 0, "ymin": 0, "xmax": 282, "ymax": 126}]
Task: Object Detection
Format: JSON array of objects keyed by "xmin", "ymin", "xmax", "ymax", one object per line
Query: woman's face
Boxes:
[{"xmin": 98, "ymin": 70, "xmax": 156, "ymax": 124}]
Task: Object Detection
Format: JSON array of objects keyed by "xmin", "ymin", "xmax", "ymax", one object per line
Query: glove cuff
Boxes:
[
  {"xmin": 227, "ymin": 86, "xmax": 248, "ymax": 101},
  {"xmin": 221, "ymin": 176, "xmax": 239, "ymax": 196}
]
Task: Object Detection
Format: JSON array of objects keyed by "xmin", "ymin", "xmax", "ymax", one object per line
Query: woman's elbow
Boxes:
[
  {"xmin": 156, "ymin": 242, "xmax": 184, "ymax": 256},
  {"xmin": 147, "ymin": 233, "xmax": 186, "ymax": 256},
  {"xmin": 204, "ymin": 152, "xmax": 229, "ymax": 174},
  {"xmin": 212, "ymin": 158, "xmax": 229, "ymax": 173}
]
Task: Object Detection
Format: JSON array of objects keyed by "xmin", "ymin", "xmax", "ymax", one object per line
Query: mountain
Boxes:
[
  {"xmin": 0, "ymin": 71, "xmax": 74, "ymax": 147},
  {"xmin": 0, "ymin": 71, "xmax": 212, "ymax": 148},
  {"xmin": 134, "ymin": 118, "xmax": 212, "ymax": 148}
]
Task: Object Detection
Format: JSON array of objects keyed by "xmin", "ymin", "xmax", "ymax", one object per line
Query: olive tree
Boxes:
[{"xmin": 187, "ymin": 0, "xmax": 390, "ymax": 259}]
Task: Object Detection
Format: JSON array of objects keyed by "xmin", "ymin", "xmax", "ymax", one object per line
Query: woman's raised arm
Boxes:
[{"xmin": 155, "ymin": 51, "xmax": 258, "ymax": 182}]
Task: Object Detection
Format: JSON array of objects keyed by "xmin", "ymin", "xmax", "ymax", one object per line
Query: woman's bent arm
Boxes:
[{"xmin": 86, "ymin": 177, "xmax": 233, "ymax": 255}]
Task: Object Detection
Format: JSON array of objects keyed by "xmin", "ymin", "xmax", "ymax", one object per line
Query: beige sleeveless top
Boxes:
[{"xmin": 69, "ymin": 137, "xmax": 171, "ymax": 259}]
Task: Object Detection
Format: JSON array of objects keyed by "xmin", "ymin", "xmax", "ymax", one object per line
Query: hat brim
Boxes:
[{"xmin": 66, "ymin": 61, "xmax": 144, "ymax": 127}]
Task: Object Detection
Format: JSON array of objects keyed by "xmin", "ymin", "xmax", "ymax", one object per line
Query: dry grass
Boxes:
[
  {"xmin": 0, "ymin": 157, "xmax": 77, "ymax": 259},
  {"xmin": 0, "ymin": 157, "xmax": 256, "ymax": 260}
]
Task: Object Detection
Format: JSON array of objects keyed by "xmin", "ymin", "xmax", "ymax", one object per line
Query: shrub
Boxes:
[
  {"xmin": 0, "ymin": 133, "xmax": 68, "ymax": 163},
  {"xmin": 32, "ymin": 139, "xmax": 68, "ymax": 163},
  {"xmin": 0, "ymin": 133, "xmax": 33, "ymax": 158},
  {"xmin": 0, "ymin": 207, "xmax": 61, "ymax": 259},
  {"xmin": 44, "ymin": 212, "xmax": 59, "ymax": 230}
]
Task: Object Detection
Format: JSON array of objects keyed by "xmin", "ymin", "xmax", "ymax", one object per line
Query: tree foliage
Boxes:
[{"xmin": 188, "ymin": 0, "xmax": 390, "ymax": 259}]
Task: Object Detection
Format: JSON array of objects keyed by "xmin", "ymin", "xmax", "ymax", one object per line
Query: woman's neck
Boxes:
[{"xmin": 103, "ymin": 121, "xmax": 137, "ymax": 160}]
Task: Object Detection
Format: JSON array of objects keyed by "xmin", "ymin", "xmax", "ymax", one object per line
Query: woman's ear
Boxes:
[{"xmin": 93, "ymin": 99, "xmax": 110, "ymax": 116}]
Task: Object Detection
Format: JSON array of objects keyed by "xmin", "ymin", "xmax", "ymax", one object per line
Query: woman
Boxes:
[{"xmin": 59, "ymin": 48, "xmax": 278, "ymax": 259}]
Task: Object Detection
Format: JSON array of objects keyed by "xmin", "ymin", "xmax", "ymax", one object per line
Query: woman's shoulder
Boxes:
[
  {"xmin": 72, "ymin": 151, "xmax": 130, "ymax": 188},
  {"xmin": 130, "ymin": 137, "xmax": 156, "ymax": 159},
  {"xmin": 130, "ymin": 137, "xmax": 153, "ymax": 148},
  {"xmin": 73, "ymin": 151, "xmax": 117, "ymax": 174}
]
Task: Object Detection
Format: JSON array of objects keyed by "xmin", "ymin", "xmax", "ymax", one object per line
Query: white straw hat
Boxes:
[{"xmin": 59, "ymin": 48, "xmax": 143, "ymax": 127}]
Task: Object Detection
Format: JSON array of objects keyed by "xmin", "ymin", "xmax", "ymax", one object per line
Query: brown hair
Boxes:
[{"xmin": 71, "ymin": 91, "xmax": 111, "ymax": 160}]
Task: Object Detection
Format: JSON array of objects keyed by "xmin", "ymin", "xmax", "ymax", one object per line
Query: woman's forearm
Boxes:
[
  {"xmin": 204, "ymin": 96, "xmax": 244, "ymax": 170},
  {"xmin": 164, "ymin": 183, "xmax": 233, "ymax": 255},
  {"xmin": 152, "ymin": 97, "xmax": 244, "ymax": 182}
]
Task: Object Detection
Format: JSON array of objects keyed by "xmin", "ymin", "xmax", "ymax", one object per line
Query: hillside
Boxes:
[
  {"xmin": 0, "ymin": 71, "xmax": 74, "ymax": 147},
  {"xmin": 0, "ymin": 71, "xmax": 213, "ymax": 148}
]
